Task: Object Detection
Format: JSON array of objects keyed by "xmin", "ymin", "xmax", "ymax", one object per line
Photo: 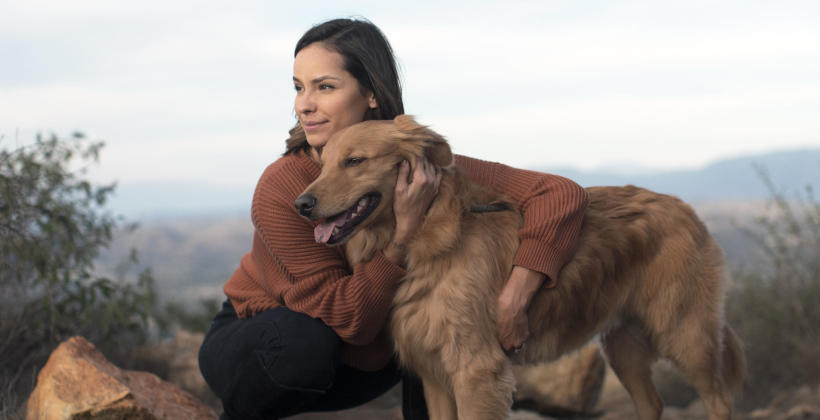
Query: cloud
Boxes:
[
  {"xmin": 2, "ymin": 0, "xmax": 819, "ymax": 188},
  {"xmin": 430, "ymin": 79, "xmax": 820, "ymax": 171}
]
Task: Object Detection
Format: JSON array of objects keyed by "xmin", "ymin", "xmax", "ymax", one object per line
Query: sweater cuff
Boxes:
[
  {"xmin": 364, "ymin": 251, "xmax": 407, "ymax": 282},
  {"xmin": 232, "ymin": 295, "xmax": 279, "ymax": 319},
  {"xmin": 512, "ymin": 239, "xmax": 564, "ymax": 287}
]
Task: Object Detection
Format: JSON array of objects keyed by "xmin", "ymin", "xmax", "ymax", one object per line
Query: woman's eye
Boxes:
[
  {"xmin": 294, "ymin": 85, "xmax": 303, "ymax": 92},
  {"xmin": 345, "ymin": 157, "xmax": 365, "ymax": 167},
  {"xmin": 319, "ymin": 83, "xmax": 335, "ymax": 90}
]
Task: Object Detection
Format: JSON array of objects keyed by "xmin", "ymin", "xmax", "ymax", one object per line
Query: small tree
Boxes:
[
  {"xmin": 726, "ymin": 166, "xmax": 820, "ymax": 407},
  {"xmin": 0, "ymin": 133, "xmax": 155, "ymax": 415}
]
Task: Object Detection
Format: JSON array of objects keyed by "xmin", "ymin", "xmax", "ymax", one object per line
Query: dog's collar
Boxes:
[{"xmin": 469, "ymin": 203, "xmax": 511, "ymax": 213}]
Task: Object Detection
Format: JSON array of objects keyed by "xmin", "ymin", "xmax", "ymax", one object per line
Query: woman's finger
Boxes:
[
  {"xmin": 396, "ymin": 160, "xmax": 410, "ymax": 192},
  {"xmin": 423, "ymin": 158, "xmax": 436, "ymax": 181},
  {"xmin": 413, "ymin": 156, "xmax": 427, "ymax": 185},
  {"xmin": 415, "ymin": 156, "xmax": 436, "ymax": 186}
]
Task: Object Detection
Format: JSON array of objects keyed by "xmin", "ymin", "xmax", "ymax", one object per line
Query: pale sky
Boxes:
[{"xmin": 2, "ymin": 0, "xmax": 820, "ymax": 197}]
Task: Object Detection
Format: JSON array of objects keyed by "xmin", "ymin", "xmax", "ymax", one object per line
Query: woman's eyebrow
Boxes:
[
  {"xmin": 311, "ymin": 75, "xmax": 342, "ymax": 83},
  {"xmin": 292, "ymin": 75, "xmax": 343, "ymax": 84}
]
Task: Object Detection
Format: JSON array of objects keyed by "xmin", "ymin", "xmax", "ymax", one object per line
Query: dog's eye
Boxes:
[{"xmin": 345, "ymin": 157, "xmax": 366, "ymax": 167}]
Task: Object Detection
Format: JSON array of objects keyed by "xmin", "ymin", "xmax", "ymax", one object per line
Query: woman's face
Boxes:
[{"xmin": 293, "ymin": 43, "xmax": 377, "ymax": 149}]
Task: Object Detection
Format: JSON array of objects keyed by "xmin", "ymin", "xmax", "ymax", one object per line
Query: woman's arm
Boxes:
[
  {"xmin": 455, "ymin": 154, "xmax": 589, "ymax": 281},
  {"xmin": 226, "ymin": 156, "xmax": 399, "ymax": 346},
  {"xmin": 454, "ymin": 154, "xmax": 589, "ymax": 351},
  {"xmin": 385, "ymin": 157, "xmax": 442, "ymax": 265},
  {"xmin": 250, "ymin": 191, "xmax": 402, "ymax": 346},
  {"xmin": 232, "ymin": 155, "xmax": 440, "ymax": 347}
]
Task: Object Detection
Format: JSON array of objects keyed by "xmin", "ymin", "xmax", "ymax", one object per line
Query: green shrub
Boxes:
[
  {"xmin": 725, "ymin": 168, "xmax": 820, "ymax": 408},
  {"xmin": 156, "ymin": 298, "xmax": 222, "ymax": 335},
  {"xmin": 0, "ymin": 133, "xmax": 156, "ymax": 417}
]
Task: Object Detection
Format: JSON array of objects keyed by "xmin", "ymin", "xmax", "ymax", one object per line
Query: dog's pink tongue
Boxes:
[{"xmin": 314, "ymin": 212, "xmax": 349, "ymax": 243}]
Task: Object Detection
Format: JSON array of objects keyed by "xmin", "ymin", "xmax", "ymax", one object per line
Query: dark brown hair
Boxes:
[{"xmin": 284, "ymin": 18, "xmax": 404, "ymax": 155}]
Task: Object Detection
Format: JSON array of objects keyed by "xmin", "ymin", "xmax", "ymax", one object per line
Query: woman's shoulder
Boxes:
[
  {"xmin": 261, "ymin": 149, "xmax": 317, "ymax": 175},
  {"xmin": 255, "ymin": 150, "xmax": 320, "ymax": 203}
]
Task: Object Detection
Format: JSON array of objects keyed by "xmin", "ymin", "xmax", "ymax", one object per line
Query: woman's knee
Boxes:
[
  {"xmin": 252, "ymin": 307, "xmax": 341, "ymax": 392},
  {"xmin": 200, "ymin": 306, "xmax": 342, "ymax": 400}
]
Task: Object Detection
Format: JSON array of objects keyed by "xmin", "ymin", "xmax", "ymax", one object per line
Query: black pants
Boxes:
[{"xmin": 198, "ymin": 299, "xmax": 429, "ymax": 419}]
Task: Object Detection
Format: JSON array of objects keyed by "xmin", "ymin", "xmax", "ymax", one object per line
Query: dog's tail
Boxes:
[{"xmin": 721, "ymin": 324, "xmax": 746, "ymax": 396}]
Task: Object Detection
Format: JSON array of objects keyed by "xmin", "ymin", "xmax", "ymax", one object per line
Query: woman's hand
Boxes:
[
  {"xmin": 383, "ymin": 156, "xmax": 442, "ymax": 266},
  {"xmin": 497, "ymin": 266, "xmax": 546, "ymax": 353}
]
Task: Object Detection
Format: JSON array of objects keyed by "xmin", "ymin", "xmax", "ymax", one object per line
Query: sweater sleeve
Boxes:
[
  {"xmin": 454, "ymin": 154, "xmax": 589, "ymax": 284},
  {"xmin": 233, "ymin": 156, "xmax": 406, "ymax": 346}
]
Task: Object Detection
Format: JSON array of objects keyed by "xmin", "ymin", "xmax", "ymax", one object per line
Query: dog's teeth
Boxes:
[
  {"xmin": 333, "ymin": 227, "xmax": 340, "ymax": 235},
  {"xmin": 358, "ymin": 198, "xmax": 367, "ymax": 206}
]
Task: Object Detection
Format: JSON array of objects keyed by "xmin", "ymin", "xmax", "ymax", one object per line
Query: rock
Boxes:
[
  {"xmin": 167, "ymin": 331, "xmax": 207, "ymax": 392},
  {"xmin": 746, "ymin": 385, "xmax": 820, "ymax": 420},
  {"xmin": 128, "ymin": 330, "xmax": 219, "ymax": 411},
  {"xmin": 784, "ymin": 404, "xmax": 820, "ymax": 419},
  {"xmin": 512, "ymin": 341, "xmax": 606, "ymax": 416},
  {"xmin": 26, "ymin": 336, "xmax": 217, "ymax": 420},
  {"xmin": 164, "ymin": 331, "xmax": 220, "ymax": 410}
]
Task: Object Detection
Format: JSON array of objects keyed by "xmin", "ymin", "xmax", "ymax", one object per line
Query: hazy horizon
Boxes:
[
  {"xmin": 103, "ymin": 146, "xmax": 820, "ymax": 219},
  {"xmin": 3, "ymin": 1, "xmax": 819, "ymax": 205}
]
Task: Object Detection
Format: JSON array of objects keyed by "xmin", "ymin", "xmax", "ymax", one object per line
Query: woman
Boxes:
[{"xmin": 199, "ymin": 18, "xmax": 588, "ymax": 420}]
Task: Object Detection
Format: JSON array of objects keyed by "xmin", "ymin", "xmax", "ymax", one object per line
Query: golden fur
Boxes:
[{"xmin": 298, "ymin": 115, "xmax": 746, "ymax": 420}]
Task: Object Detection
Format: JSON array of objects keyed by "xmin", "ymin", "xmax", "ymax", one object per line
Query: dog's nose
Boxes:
[{"xmin": 295, "ymin": 194, "xmax": 317, "ymax": 217}]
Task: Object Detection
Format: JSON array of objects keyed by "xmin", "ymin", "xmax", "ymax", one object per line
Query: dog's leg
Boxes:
[
  {"xmin": 662, "ymin": 319, "xmax": 735, "ymax": 420},
  {"xmin": 601, "ymin": 325, "xmax": 663, "ymax": 420},
  {"xmin": 451, "ymin": 360, "xmax": 515, "ymax": 420},
  {"xmin": 422, "ymin": 378, "xmax": 457, "ymax": 420}
]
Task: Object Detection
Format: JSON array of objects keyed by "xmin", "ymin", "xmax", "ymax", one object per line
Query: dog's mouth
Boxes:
[{"xmin": 314, "ymin": 193, "xmax": 381, "ymax": 245}]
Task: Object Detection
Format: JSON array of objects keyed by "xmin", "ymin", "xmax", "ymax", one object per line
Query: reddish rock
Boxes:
[
  {"xmin": 26, "ymin": 336, "xmax": 217, "ymax": 420},
  {"xmin": 512, "ymin": 341, "xmax": 606, "ymax": 415}
]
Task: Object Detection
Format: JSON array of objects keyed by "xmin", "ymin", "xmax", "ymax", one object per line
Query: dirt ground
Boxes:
[
  {"xmin": 286, "ymin": 367, "xmax": 820, "ymax": 420},
  {"xmin": 285, "ymin": 368, "xmax": 682, "ymax": 420}
]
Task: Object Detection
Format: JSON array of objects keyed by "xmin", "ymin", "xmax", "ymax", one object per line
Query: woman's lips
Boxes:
[{"xmin": 302, "ymin": 121, "xmax": 327, "ymax": 132}]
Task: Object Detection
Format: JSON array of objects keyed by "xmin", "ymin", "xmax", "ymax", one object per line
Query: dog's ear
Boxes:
[{"xmin": 393, "ymin": 115, "xmax": 453, "ymax": 168}]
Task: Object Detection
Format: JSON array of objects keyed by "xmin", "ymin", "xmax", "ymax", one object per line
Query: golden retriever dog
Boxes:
[{"xmin": 295, "ymin": 115, "xmax": 746, "ymax": 420}]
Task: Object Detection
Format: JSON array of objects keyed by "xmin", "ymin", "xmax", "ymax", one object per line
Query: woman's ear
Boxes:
[
  {"xmin": 368, "ymin": 92, "xmax": 378, "ymax": 109},
  {"xmin": 393, "ymin": 115, "xmax": 453, "ymax": 168}
]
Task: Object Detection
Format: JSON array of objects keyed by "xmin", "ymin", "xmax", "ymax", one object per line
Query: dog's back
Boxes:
[
  {"xmin": 518, "ymin": 185, "xmax": 715, "ymax": 358},
  {"xmin": 522, "ymin": 185, "xmax": 744, "ymax": 419},
  {"xmin": 392, "ymin": 176, "xmax": 744, "ymax": 420},
  {"xmin": 304, "ymin": 116, "xmax": 744, "ymax": 419}
]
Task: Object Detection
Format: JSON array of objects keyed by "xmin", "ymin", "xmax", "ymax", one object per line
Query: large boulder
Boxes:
[
  {"xmin": 512, "ymin": 341, "xmax": 606, "ymax": 416},
  {"xmin": 26, "ymin": 336, "xmax": 217, "ymax": 420}
]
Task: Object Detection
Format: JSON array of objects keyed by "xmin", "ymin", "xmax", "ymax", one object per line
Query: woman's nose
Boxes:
[{"xmin": 295, "ymin": 90, "xmax": 316, "ymax": 115}]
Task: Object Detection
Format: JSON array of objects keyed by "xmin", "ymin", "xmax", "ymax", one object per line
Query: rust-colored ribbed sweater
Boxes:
[{"xmin": 223, "ymin": 150, "xmax": 589, "ymax": 370}]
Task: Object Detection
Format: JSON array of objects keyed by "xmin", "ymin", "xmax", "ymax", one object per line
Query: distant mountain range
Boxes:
[
  {"xmin": 544, "ymin": 148, "xmax": 820, "ymax": 202},
  {"xmin": 102, "ymin": 149, "xmax": 820, "ymax": 304},
  {"xmin": 110, "ymin": 149, "xmax": 820, "ymax": 218}
]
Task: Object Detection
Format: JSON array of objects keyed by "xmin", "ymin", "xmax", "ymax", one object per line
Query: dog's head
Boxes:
[{"xmin": 295, "ymin": 115, "xmax": 453, "ymax": 245}]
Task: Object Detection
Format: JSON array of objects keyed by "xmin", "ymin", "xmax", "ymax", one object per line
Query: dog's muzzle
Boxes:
[{"xmin": 295, "ymin": 194, "xmax": 317, "ymax": 218}]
